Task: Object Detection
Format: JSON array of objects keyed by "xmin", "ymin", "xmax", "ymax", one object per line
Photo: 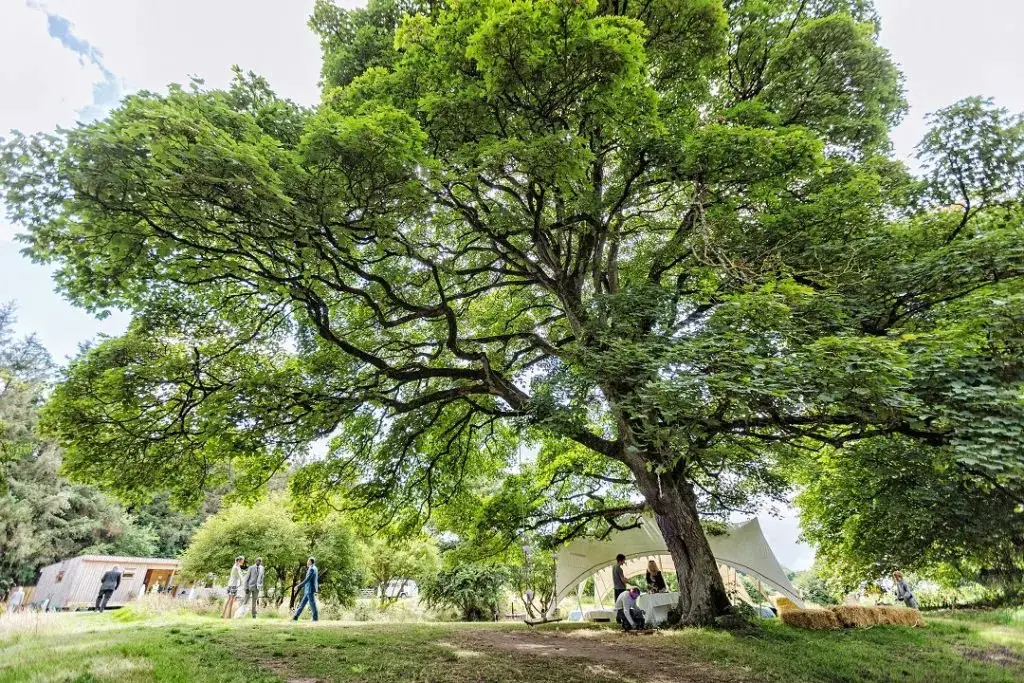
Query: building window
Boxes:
[{"xmin": 123, "ymin": 569, "xmax": 136, "ymax": 579}]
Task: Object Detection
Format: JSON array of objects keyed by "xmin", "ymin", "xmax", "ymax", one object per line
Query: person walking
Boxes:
[
  {"xmin": 222, "ymin": 556, "xmax": 245, "ymax": 619},
  {"xmin": 95, "ymin": 565, "xmax": 122, "ymax": 613},
  {"xmin": 244, "ymin": 557, "xmax": 265, "ymax": 618},
  {"xmin": 646, "ymin": 560, "xmax": 667, "ymax": 593},
  {"xmin": 612, "ymin": 553, "xmax": 628, "ymax": 601},
  {"xmin": 292, "ymin": 557, "xmax": 319, "ymax": 622},
  {"xmin": 892, "ymin": 571, "xmax": 919, "ymax": 609}
]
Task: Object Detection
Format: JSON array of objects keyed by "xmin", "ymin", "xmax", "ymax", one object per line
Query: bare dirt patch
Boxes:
[
  {"xmin": 958, "ymin": 645, "xmax": 1024, "ymax": 669},
  {"xmin": 249, "ymin": 655, "xmax": 321, "ymax": 683},
  {"xmin": 455, "ymin": 628, "xmax": 752, "ymax": 683}
]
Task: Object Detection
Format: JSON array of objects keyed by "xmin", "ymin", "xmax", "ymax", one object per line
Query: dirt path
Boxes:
[{"xmin": 454, "ymin": 628, "xmax": 753, "ymax": 683}]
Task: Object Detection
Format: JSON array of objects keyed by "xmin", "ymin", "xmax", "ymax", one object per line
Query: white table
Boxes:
[{"xmin": 635, "ymin": 592, "xmax": 679, "ymax": 627}]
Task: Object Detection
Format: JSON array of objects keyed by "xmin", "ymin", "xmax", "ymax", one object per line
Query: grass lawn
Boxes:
[{"xmin": 1, "ymin": 608, "xmax": 1021, "ymax": 683}]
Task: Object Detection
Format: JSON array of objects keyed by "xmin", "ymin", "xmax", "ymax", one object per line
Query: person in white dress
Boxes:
[{"xmin": 222, "ymin": 556, "xmax": 245, "ymax": 618}]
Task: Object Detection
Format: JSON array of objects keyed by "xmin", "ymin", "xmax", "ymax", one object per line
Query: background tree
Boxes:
[
  {"xmin": 4, "ymin": 0, "xmax": 1024, "ymax": 624},
  {"xmin": 298, "ymin": 515, "xmax": 366, "ymax": 607},
  {"xmin": 795, "ymin": 437, "xmax": 1024, "ymax": 600},
  {"xmin": 511, "ymin": 547, "xmax": 555, "ymax": 619},
  {"xmin": 181, "ymin": 496, "xmax": 364, "ymax": 607},
  {"xmin": 0, "ymin": 303, "xmax": 50, "ymax": 474},
  {"xmin": 79, "ymin": 515, "xmax": 159, "ymax": 558},
  {"xmin": 130, "ymin": 492, "xmax": 221, "ymax": 559},
  {"xmin": 0, "ymin": 306, "xmax": 158, "ymax": 591},
  {"xmin": 421, "ymin": 564, "xmax": 510, "ymax": 621},
  {"xmin": 362, "ymin": 535, "xmax": 440, "ymax": 606},
  {"xmin": 181, "ymin": 497, "xmax": 307, "ymax": 604},
  {"xmin": 789, "ymin": 565, "xmax": 841, "ymax": 606}
]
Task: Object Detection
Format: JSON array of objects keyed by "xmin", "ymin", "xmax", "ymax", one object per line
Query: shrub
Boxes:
[{"xmin": 421, "ymin": 565, "xmax": 510, "ymax": 621}]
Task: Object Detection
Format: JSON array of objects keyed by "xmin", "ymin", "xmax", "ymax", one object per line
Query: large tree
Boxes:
[{"xmin": 3, "ymin": 0, "xmax": 1024, "ymax": 623}]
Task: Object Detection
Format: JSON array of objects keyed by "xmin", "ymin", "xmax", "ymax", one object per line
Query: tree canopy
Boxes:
[
  {"xmin": 795, "ymin": 436, "xmax": 1024, "ymax": 597},
  {"xmin": 2, "ymin": 0, "xmax": 1023, "ymax": 623}
]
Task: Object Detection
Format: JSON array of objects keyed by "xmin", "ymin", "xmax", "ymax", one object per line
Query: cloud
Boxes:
[
  {"xmin": 40, "ymin": 9, "xmax": 104, "ymax": 67},
  {"xmin": 34, "ymin": 0, "xmax": 325, "ymax": 107},
  {"xmin": 26, "ymin": 1, "xmax": 122, "ymax": 122}
]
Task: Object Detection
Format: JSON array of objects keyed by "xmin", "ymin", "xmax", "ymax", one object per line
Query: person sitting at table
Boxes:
[
  {"xmin": 646, "ymin": 560, "xmax": 667, "ymax": 593},
  {"xmin": 615, "ymin": 587, "xmax": 646, "ymax": 631}
]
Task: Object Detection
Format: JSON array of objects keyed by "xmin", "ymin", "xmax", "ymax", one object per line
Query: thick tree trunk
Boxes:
[{"xmin": 632, "ymin": 465, "xmax": 731, "ymax": 626}]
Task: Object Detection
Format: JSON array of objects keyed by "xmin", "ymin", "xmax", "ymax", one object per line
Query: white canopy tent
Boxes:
[{"xmin": 551, "ymin": 518, "xmax": 804, "ymax": 616}]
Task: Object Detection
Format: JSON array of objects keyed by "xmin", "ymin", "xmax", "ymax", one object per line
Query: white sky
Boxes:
[{"xmin": 1, "ymin": 0, "xmax": 1022, "ymax": 570}]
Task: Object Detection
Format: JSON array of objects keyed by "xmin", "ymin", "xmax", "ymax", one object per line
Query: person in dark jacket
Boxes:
[
  {"xmin": 612, "ymin": 554, "xmax": 628, "ymax": 601},
  {"xmin": 292, "ymin": 557, "xmax": 319, "ymax": 622},
  {"xmin": 646, "ymin": 560, "xmax": 668, "ymax": 593},
  {"xmin": 95, "ymin": 566, "xmax": 122, "ymax": 612}
]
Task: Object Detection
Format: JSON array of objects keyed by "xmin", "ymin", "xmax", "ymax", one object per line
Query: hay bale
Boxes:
[
  {"xmin": 774, "ymin": 596, "xmax": 799, "ymax": 613},
  {"xmin": 826, "ymin": 605, "xmax": 925, "ymax": 628},
  {"xmin": 829, "ymin": 606, "xmax": 876, "ymax": 628},
  {"xmin": 871, "ymin": 606, "xmax": 925, "ymax": 628},
  {"xmin": 780, "ymin": 608, "xmax": 841, "ymax": 630}
]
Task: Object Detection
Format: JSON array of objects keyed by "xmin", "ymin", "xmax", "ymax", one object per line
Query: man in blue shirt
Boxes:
[{"xmin": 292, "ymin": 557, "xmax": 319, "ymax": 622}]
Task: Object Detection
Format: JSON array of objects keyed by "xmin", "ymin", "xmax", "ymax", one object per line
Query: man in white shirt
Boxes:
[{"xmin": 615, "ymin": 587, "xmax": 646, "ymax": 631}]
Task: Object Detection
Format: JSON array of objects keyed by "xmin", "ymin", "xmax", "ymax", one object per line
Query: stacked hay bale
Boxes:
[
  {"xmin": 782, "ymin": 605, "xmax": 925, "ymax": 630},
  {"xmin": 864, "ymin": 606, "xmax": 926, "ymax": 627},
  {"xmin": 830, "ymin": 606, "xmax": 877, "ymax": 628},
  {"xmin": 780, "ymin": 608, "xmax": 841, "ymax": 630}
]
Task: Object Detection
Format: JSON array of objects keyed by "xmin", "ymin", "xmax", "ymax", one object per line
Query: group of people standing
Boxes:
[
  {"xmin": 222, "ymin": 556, "xmax": 266, "ymax": 618},
  {"xmin": 222, "ymin": 555, "xmax": 320, "ymax": 622},
  {"xmin": 611, "ymin": 553, "xmax": 668, "ymax": 631}
]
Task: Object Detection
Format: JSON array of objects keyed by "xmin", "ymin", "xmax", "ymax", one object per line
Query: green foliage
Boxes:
[
  {"xmin": 181, "ymin": 496, "xmax": 306, "ymax": 585},
  {"xmin": 0, "ymin": 303, "xmax": 51, "ymax": 473},
  {"xmin": 0, "ymin": 306, "xmax": 163, "ymax": 591},
  {"xmin": 789, "ymin": 565, "xmax": 841, "ymax": 606},
  {"xmin": 305, "ymin": 517, "xmax": 366, "ymax": 606},
  {"xmin": 181, "ymin": 495, "xmax": 364, "ymax": 606},
  {"xmin": 80, "ymin": 516, "xmax": 159, "ymax": 557},
  {"xmin": 794, "ymin": 437, "xmax": 1024, "ymax": 597},
  {"xmin": 361, "ymin": 535, "xmax": 440, "ymax": 605},
  {"xmin": 3, "ymin": 0, "xmax": 1024, "ymax": 624},
  {"xmin": 421, "ymin": 564, "xmax": 511, "ymax": 621},
  {"xmin": 130, "ymin": 492, "xmax": 220, "ymax": 559}
]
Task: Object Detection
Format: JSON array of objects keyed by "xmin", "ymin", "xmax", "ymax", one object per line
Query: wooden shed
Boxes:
[{"xmin": 33, "ymin": 555, "xmax": 181, "ymax": 610}]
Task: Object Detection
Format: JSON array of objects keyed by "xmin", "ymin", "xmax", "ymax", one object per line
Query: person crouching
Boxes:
[{"xmin": 615, "ymin": 587, "xmax": 646, "ymax": 631}]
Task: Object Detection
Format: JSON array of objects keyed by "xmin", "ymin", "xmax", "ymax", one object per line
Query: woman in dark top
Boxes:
[{"xmin": 646, "ymin": 560, "xmax": 667, "ymax": 593}]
